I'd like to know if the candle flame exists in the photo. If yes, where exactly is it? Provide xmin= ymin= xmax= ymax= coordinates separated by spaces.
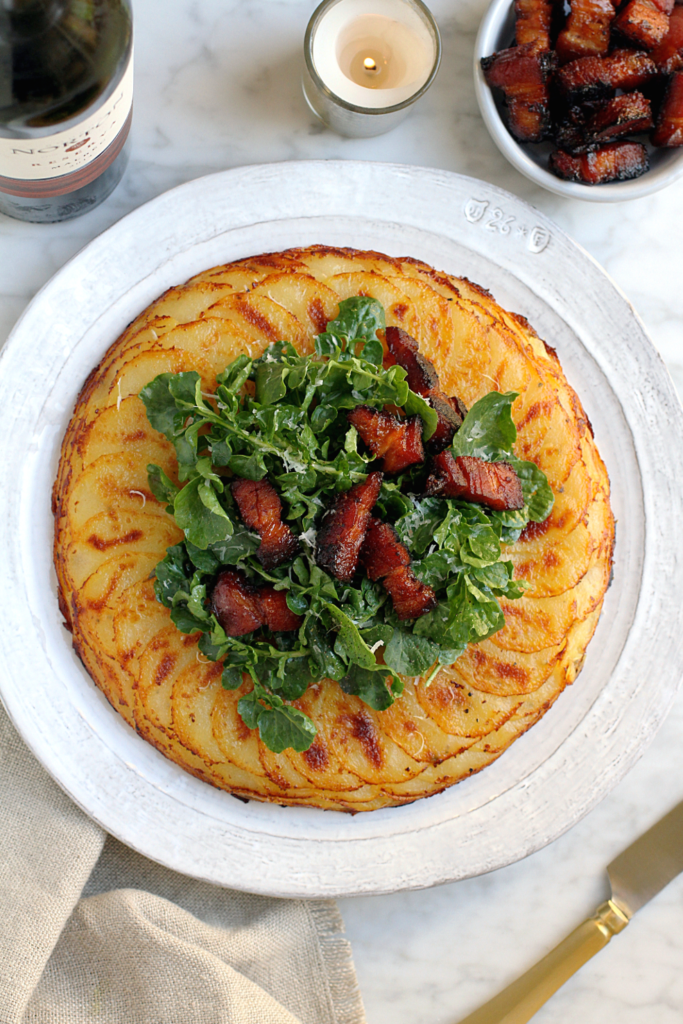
xmin=363 ymin=56 xmax=378 ymax=72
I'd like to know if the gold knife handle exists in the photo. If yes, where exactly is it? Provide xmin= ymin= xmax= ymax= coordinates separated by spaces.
xmin=456 ymin=900 xmax=630 ymax=1024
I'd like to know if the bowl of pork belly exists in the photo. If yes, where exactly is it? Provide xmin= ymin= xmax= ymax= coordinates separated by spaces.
xmin=475 ymin=0 xmax=683 ymax=199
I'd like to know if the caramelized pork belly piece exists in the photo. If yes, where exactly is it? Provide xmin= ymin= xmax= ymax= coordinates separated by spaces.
xmin=361 ymin=518 xmax=437 ymax=621
xmin=212 ymin=569 xmax=303 ymax=637
xmin=212 ymin=569 xmax=263 ymax=636
xmin=361 ymin=518 xmax=411 ymax=579
xmin=556 ymin=0 xmax=615 ymax=63
xmin=651 ymin=5 xmax=683 ymax=72
xmin=562 ymin=92 xmax=654 ymax=146
xmin=425 ymin=452 xmax=524 ymax=511
xmin=347 ymin=406 xmax=424 ymax=474
xmin=556 ymin=50 xmax=657 ymax=102
xmin=384 ymin=325 xmax=438 ymax=394
xmin=555 ymin=106 xmax=593 ymax=151
xmin=428 ymin=394 xmax=466 ymax=452
xmin=614 ymin=0 xmax=671 ymax=49
xmin=230 ymin=476 xmax=299 ymax=569
xmin=550 ymin=140 xmax=649 ymax=181
xmin=652 ymin=71 xmax=683 ymax=144
xmin=257 ymin=587 xmax=303 ymax=632
xmin=315 ymin=471 xmax=383 ymax=582
xmin=587 ymin=91 xmax=653 ymax=141
xmin=384 ymin=565 xmax=438 ymax=621
xmin=385 ymin=326 xmax=466 ymax=452
xmin=515 ymin=0 xmax=553 ymax=49
xmin=481 ymin=44 xmax=557 ymax=141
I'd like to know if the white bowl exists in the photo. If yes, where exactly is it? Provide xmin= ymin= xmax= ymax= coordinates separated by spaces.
xmin=474 ymin=0 xmax=683 ymax=201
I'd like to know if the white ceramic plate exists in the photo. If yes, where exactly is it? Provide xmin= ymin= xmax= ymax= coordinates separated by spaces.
xmin=1 ymin=161 xmax=682 ymax=898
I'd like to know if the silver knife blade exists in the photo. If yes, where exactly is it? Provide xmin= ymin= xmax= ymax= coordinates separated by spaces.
xmin=608 ymin=799 xmax=683 ymax=918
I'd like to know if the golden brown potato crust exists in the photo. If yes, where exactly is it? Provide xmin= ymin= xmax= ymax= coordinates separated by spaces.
xmin=53 ymin=245 xmax=614 ymax=812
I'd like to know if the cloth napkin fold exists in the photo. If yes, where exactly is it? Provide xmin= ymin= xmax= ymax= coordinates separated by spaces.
xmin=0 ymin=702 xmax=366 ymax=1024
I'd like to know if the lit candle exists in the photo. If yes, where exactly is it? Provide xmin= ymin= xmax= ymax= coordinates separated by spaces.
xmin=303 ymin=0 xmax=441 ymax=138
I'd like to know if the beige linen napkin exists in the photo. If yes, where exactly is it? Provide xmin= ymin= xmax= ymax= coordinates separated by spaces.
xmin=0 ymin=702 xmax=366 ymax=1024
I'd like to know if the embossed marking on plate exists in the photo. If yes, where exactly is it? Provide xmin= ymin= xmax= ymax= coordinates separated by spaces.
xmin=463 ymin=198 xmax=551 ymax=254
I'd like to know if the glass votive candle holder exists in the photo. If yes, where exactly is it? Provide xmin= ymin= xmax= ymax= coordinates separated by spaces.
xmin=303 ymin=0 xmax=442 ymax=138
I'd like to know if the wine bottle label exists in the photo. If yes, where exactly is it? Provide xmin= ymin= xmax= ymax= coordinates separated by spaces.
xmin=0 ymin=53 xmax=133 ymax=182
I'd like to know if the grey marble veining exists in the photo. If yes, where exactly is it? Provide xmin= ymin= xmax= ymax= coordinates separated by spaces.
xmin=2 ymin=1 xmax=683 ymax=1022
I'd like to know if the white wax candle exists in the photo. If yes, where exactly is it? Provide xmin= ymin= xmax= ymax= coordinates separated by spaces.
xmin=311 ymin=0 xmax=437 ymax=110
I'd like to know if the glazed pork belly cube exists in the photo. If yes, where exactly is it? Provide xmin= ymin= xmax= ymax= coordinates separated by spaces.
xmin=384 ymin=326 xmax=466 ymax=453
xmin=515 ymin=0 xmax=554 ymax=50
xmin=614 ymin=0 xmax=671 ymax=49
xmin=384 ymin=325 xmax=438 ymax=394
xmin=425 ymin=452 xmax=524 ymax=511
xmin=651 ymin=5 xmax=683 ymax=72
xmin=212 ymin=569 xmax=263 ymax=637
xmin=584 ymin=91 xmax=654 ymax=142
xmin=652 ymin=71 xmax=683 ymax=144
xmin=556 ymin=50 xmax=657 ymax=102
xmin=555 ymin=106 xmax=592 ymax=151
xmin=556 ymin=0 xmax=616 ymax=62
xmin=383 ymin=565 xmax=438 ymax=621
xmin=481 ymin=43 xmax=557 ymax=141
xmin=361 ymin=518 xmax=437 ymax=621
xmin=211 ymin=570 xmax=303 ymax=637
xmin=257 ymin=588 xmax=303 ymax=632
xmin=230 ymin=476 xmax=299 ymax=569
xmin=347 ymin=405 xmax=424 ymax=474
xmin=427 ymin=394 xmax=467 ymax=452
xmin=550 ymin=140 xmax=650 ymax=181
xmin=315 ymin=471 xmax=383 ymax=582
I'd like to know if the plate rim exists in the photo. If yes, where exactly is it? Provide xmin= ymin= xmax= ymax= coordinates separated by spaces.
xmin=1 ymin=159 xmax=682 ymax=897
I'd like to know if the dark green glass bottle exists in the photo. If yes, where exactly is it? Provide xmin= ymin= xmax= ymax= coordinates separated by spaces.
xmin=0 ymin=0 xmax=132 ymax=222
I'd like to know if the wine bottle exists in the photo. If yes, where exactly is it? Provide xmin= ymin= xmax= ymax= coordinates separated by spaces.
xmin=0 ymin=0 xmax=132 ymax=223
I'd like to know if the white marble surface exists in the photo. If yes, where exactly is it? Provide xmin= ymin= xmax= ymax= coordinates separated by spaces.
xmin=1 ymin=1 xmax=683 ymax=1021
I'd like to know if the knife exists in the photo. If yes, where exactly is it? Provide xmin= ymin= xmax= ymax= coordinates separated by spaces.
xmin=457 ymin=799 xmax=683 ymax=1024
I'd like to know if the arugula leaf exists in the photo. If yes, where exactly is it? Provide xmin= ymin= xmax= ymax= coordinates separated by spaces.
xmin=173 ymin=478 xmax=234 ymax=549
xmin=383 ymin=629 xmax=442 ymax=677
xmin=339 ymin=665 xmax=403 ymax=711
xmin=237 ymin=691 xmax=263 ymax=729
xmin=317 ymin=296 xmax=385 ymax=363
xmin=185 ymin=540 xmax=220 ymax=573
xmin=216 ymin=353 xmax=252 ymax=393
xmin=209 ymin=528 xmax=260 ymax=565
xmin=255 ymin=361 xmax=288 ymax=405
xmin=171 ymin=604 xmax=209 ymax=634
xmin=153 ymin=544 xmax=193 ymax=606
xmin=256 ymin=704 xmax=317 ymax=753
xmin=305 ymin=619 xmax=346 ymax=681
xmin=227 ymin=453 xmax=268 ymax=481
xmin=509 ymin=456 xmax=555 ymax=522
xmin=325 ymin=602 xmax=377 ymax=670
xmin=222 ymin=662 xmax=246 ymax=689
xmin=139 ymin=371 xmax=201 ymax=440
xmin=403 ymin=388 xmax=439 ymax=441
xmin=147 ymin=463 xmax=179 ymax=506
xmin=267 ymin=655 xmax=314 ymax=701
xmin=451 ymin=391 xmax=518 ymax=460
